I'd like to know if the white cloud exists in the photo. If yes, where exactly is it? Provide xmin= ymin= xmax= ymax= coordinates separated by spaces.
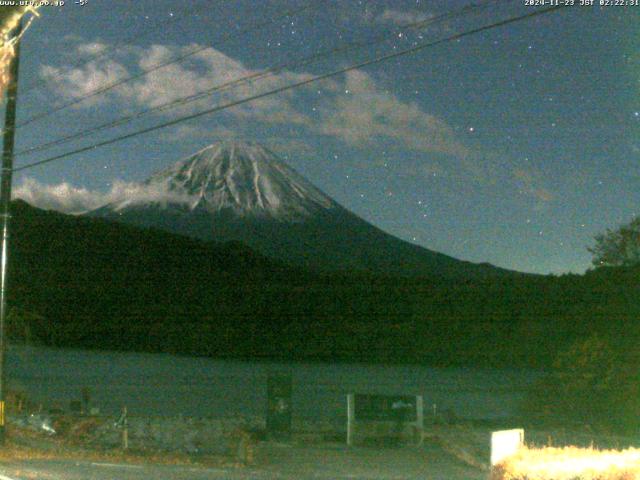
xmin=41 ymin=41 xmax=469 ymax=161
xmin=13 ymin=177 xmax=196 ymax=214
xmin=376 ymin=8 xmax=432 ymax=26
xmin=76 ymin=41 xmax=109 ymax=56
xmin=41 ymin=42 xmax=316 ymax=125
xmin=106 ymin=180 xmax=197 ymax=211
xmin=317 ymin=70 xmax=469 ymax=159
xmin=14 ymin=178 xmax=107 ymax=214
xmin=40 ymin=57 xmax=129 ymax=107
xmin=35 ymin=40 xmax=554 ymax=203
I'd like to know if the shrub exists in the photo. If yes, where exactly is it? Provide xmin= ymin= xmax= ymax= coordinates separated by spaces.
xmin=523 ymin=335 xmax=640 ymax=434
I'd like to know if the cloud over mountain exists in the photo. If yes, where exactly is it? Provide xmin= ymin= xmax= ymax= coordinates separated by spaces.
xmin=13 ymin=177 xmax=195 ymax=215
xmin=39 ymin=40 xmax=467 ymax=159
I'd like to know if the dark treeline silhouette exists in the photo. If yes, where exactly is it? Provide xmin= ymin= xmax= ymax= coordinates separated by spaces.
xmin=8 ymin=200 xmax=640 ymax=368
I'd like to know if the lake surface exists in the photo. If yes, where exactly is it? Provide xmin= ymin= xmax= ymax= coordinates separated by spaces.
xmin=6 ymin=345 xmax=540 ymax=424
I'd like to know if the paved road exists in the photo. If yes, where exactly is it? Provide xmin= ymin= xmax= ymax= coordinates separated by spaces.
xmin=0 ymin=444 xmax=487 ymax=480
xmin=0 ymin=461 xmax=276 ymax=480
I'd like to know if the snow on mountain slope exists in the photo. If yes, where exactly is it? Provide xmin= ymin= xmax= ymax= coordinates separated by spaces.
xmin=107 ymin=142 xmax=336 ymax=220
xmin=93 ymin=140 xmax=511 ymax=277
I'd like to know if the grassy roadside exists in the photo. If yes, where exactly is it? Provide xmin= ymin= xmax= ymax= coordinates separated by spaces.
xmin=0 ymin=424 xmax=243 ymax=468
xmin=423 ymin=422 xmax=640 ymax=476
xmin=491 ymin=446 xmax=640 ymax=480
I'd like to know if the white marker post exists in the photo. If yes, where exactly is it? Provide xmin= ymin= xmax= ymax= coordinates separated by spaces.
xmin=346 ymin=394 xmax=355 ymax=446
xmin=491 ymin=429 xmax=524 ymax=466
xmin=415 ymin=396 xmax=424 ymax=445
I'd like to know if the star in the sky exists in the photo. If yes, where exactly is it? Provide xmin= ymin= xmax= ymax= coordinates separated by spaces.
xmin=18 ymin=0 xmax=630 ymax=275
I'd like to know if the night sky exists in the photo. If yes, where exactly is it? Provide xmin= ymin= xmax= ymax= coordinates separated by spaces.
xmin=5 ymin=0 xmax=639 ymax=274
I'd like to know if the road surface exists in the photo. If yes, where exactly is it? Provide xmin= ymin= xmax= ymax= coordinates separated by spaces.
xmin=0 ymin=443 xmax=487 ymax=479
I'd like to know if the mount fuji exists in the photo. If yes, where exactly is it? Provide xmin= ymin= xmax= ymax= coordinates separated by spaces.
xmin=91 ymin=141 xmax=506 ymax=277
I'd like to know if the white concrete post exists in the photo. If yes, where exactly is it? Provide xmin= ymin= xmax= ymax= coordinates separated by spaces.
xmin=491 ymin=429 xmax=524 ymax=466
xmin=346 ymin=393 xmax=355 ymax=446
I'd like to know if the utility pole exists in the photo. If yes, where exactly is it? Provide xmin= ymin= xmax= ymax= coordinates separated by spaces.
xmin=0 ymin=19 xmax=23 ymax=444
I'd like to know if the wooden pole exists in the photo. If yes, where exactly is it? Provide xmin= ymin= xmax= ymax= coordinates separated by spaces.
xmin=0 ymin=18 xmax=23 ymax=445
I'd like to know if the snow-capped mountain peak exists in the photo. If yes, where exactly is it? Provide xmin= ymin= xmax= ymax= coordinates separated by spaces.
xmin=92 ymin=139 xmax=508 ymax=277
xmin=112 ymin=141 xmax=336 ymax=220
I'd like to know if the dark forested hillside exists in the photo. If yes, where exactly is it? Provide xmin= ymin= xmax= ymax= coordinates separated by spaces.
xmin=7 ymin=200 xmax=640 ymax=368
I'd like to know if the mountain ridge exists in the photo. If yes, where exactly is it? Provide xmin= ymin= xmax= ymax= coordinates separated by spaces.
xmin=91 ymin=140 xmax=516 ymax=278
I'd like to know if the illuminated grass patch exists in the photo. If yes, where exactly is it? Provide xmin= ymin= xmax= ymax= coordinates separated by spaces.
xmin=492 ymin=446 xmax=640 ymax=480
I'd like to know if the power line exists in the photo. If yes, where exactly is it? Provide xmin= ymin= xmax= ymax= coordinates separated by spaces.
xmin=14 ymin=4 xmax=566 ymax=172
xmin=18 ymin=0 xmax=214 ymax=97
xmin=14 ymin=5 xmax=569 ymax=174
xmin=8 ymin=0 xmax=325 ymax=132
xmin=15 ymin=0 xmax=503 ymax=158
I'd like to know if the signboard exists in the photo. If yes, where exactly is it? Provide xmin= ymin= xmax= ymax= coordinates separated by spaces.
xmin=346 ymin=394 xmax=424 ymax=446
xmin=354 ymin=394 xmax=418 ymax=422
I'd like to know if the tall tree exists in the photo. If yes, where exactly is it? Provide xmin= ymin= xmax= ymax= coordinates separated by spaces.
xmin=589 ymin=217 xmax=640 ymax=267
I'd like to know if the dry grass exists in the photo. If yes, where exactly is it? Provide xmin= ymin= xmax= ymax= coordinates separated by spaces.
xmin=0 ymin=424 xmax=237 ymax=468
xmin=492 ymin=446 xmax=640 ymax=480
xmin=423 ymin=423 xmax=494 ymax=471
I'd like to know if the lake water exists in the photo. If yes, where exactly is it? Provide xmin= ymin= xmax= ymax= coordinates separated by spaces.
xmin=6 ymin=345 xmax=540 ymax=425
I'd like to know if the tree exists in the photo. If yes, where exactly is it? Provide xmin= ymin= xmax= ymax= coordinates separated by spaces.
xmin=523 ymin=334 xmax=640 ymax=433
xmin=589 ymin=217 xmax=640 ymax=268
xmin=6 ymin=307 xmax=43 ymax=345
